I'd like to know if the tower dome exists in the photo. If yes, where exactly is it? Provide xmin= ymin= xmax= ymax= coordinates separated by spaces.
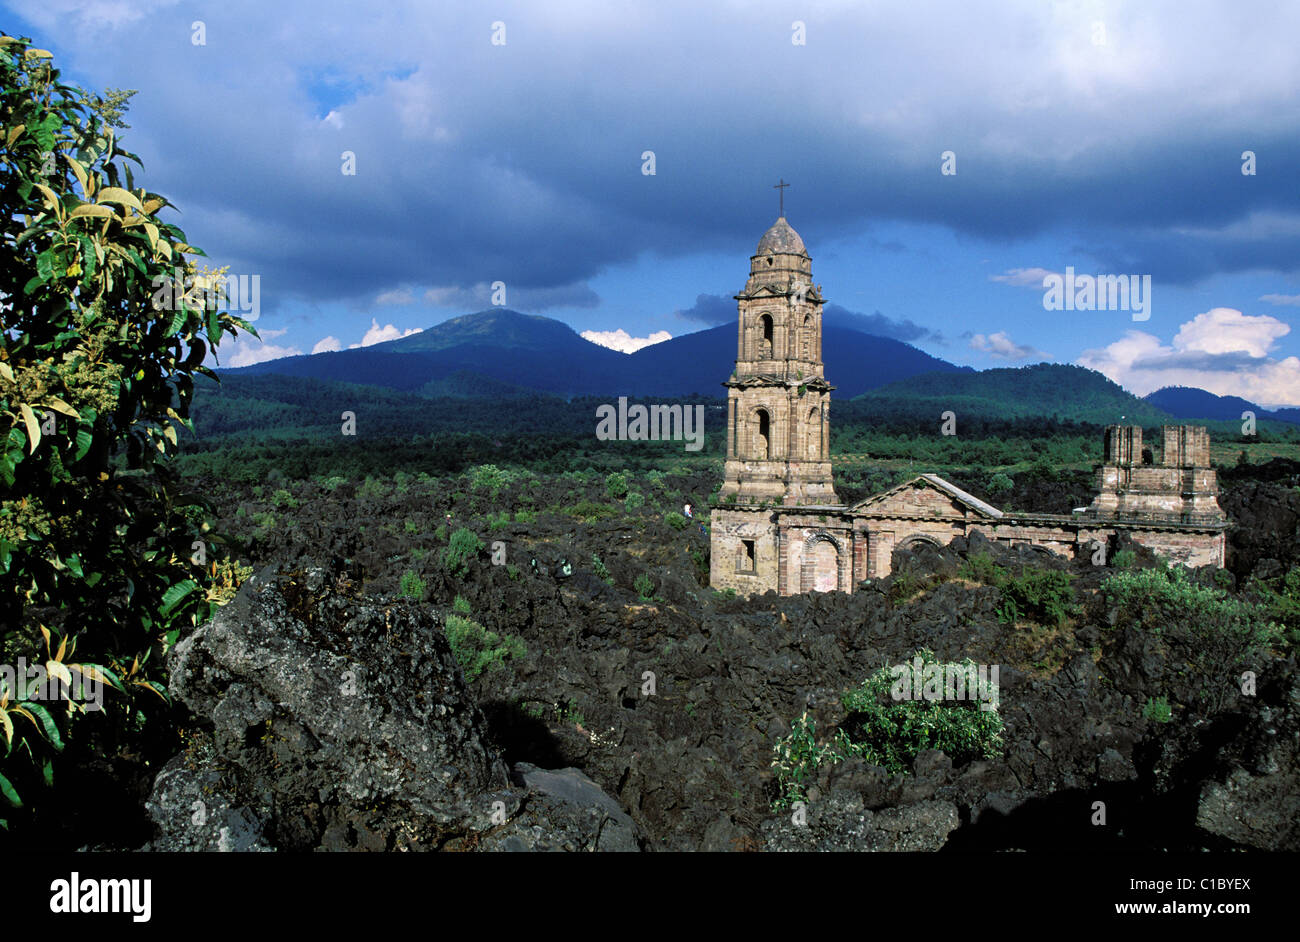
xmin=755 ymin=216 xmax=807 ymax=256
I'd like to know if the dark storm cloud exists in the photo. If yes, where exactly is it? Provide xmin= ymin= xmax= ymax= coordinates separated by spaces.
xmin=19 ymin=0 xmax=1300 ymax=305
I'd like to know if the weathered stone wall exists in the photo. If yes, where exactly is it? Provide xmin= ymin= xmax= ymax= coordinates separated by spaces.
xmin=709 ymin=507 xmax=780 ymax=594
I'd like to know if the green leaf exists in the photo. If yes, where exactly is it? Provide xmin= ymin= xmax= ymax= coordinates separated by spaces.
xmin=159 ymin=578 xmax=199 ymax=617
xmin=18 ymin=702 xmax=63 ymax=751
xmin=0 ymin=771 xmax=21 ymax=808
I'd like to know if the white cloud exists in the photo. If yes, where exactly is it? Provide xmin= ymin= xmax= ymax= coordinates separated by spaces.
xmin=990 ymin=267 xmax=1060 ymax=288
xmin=581 ymin=328 xmax=672 ymax=354
xmin=968 ymin=330 xmax=1051 ymax=361
xmin=347 ymin=318 xmax=423 ymax=348
xmin=376 ymin=287 xmax=416 ymax=306
xmin=1259 ymin=293 xmax=1300 ymax=307
xmin=312 ymin=335 xmax=342 ymax=354
xmin=224 ymin=328 xmax=303 ymax=367
xmin=1078 ymin=307 xmax=1300 ymax=406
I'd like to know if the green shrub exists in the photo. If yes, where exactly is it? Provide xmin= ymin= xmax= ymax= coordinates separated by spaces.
xmin=251 ymin=511 xmax=276 ymax=539
xmin=624 ymin=491 xmax=645 ymax=510
xmin=469 ymin=464 xmax=512 ymax=498
xmin=998 ymin=569 xmax=1076 ymax=626
xmin=399 ymin=571 xmax=426 ymax=600
xmin=837 ymin=650 xmax=1003 ymax=772
xmin=634 ymin=573 xmax=654 ymax=600
xmin=357 ymin=476 xmax=387 ymax=500
xmin=1111 ymin=548 xmax=1137 ymax=569
xmin=1254 ymin=567 xmax=1300 ymax=647
xmin=605 ymin=471 xmax=629 ymax=499
xmin=959 ymin=552 xmax=1008 ymax=586
xmin=486 ymin=510 xmax=511 ymax=532
xmin=592 ymin=554 xmax=613 ymax=585
xmin=444 ymin=615 xmax=526 ymax=681
xmin=987 ymin=472 xmax=1014 ymax=497
xmin=272 ymin=488 xmax=299 ymax=510
xmin=959 ymin=554 xmax=1075 ymax=626
xmin=1102 ymin=566 xmax=1283 ymax=713
xmin=0 ymin=40 xmax=255 ymax=826
xmin=665 ymin=511 xmax=689 ymax=531
xmin=1143 ymin=696 xmax=1173 ymax=723
xmin=514 ymin=510 xmax=537 ymax=524
xmin=452 ymin=594 xmax=471 ymax=615
xmin=403 ymin=518 xmax=418 ymax=534
xmin=442 ymin=527 xmax=485 ymax=578
xmin=565 ymin=499 xmax=617 ymax=522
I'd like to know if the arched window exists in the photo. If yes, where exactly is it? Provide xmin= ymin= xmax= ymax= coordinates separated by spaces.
xmin=807 ymin=405 xmax=821 ymax=459
xmin=759 ymin=314 xmax=774 ymax=359
xmin=802 ymin=314 xmax=812 ymax=359
xmin=754 ymin=408 xmax=771 ymax=459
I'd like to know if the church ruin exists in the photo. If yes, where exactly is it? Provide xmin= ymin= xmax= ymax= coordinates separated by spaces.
xmin=709 ymin=215 xmax=1230 ymax=596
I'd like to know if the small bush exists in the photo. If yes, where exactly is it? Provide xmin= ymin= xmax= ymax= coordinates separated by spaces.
xmin=605 ymin=472 xmax=630 ymax=499
xmin=592 ymin=554 xmax=614 ymax=585
xmin=1111 ymin=549 xmax=1137 ymax=569
xmin=404 ymin=518 xmax=419 ymax=534
xmin=399 ymin=571 xmax=426 ymax=600
xmin=443 ymin=615 xmax=526 ymax=681
xmin=634 ymin=573 xmax=654 ymax=600
xmin=468 ymin=464 xmax=513 ymax=498
xmin=565 ymin=499 xmax=617 ymax=522
xmin=998 ymin=569 xmax=1076 ymax=627
xmin=272 ymin=488 xmax=299 ymax=510
xmin=251 ymin=511 xmax=276 ymax=539
xmin=1102 ymin=566 xmax=1283 ymax=714
xmin=625 ymin=491 xmax=645 ymax=510
xmin=487 ymin=510 xmax=511 ymax=532
xmin=452 ymin=594 xmax=471 ymax=615
xmin=987 ymin=472 xmax=1014 ymax=497
xmin=442 ymin=527 xmax=485 ymax=578
xmin=665 ymin=512 xmax=689 ymax=531
xmin=357 ymin=476 xmax=387 ymax=500
xmin=1143 ymin=696 xmax=1173 ymax=723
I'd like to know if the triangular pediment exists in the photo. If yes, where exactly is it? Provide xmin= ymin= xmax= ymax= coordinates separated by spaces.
xmin=850 ymin=473 xmax=1004 ymax=519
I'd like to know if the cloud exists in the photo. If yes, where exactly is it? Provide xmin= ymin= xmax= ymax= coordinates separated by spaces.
xmin=312 ymin=335 xmax=342 ymax=354
xmin=581 ymin=328 xmax=672 ymax=353
xmin=673 ymin=294 xmax=938 ymax=344
xmin=376 ymin=287 xmax=416 ymax=306
xmin=673 ymin=294 xmax=735 ymax=326
xmin=1259 ymin=293 xmax=1300 ymax=307
xmin=223 ymin=328 xmax=303 ymax=367
xmin=990 ymin=267 xmax=1059 ymax=287
xmin=347 ymin=319 xmax=423 ymax=348
xmin=968 ymin=331 xmax=1052 ymax=361
xmin=423 ymin=282 xmax=599 ymax=311
xmin=822 ymin=305 xmax=936 ymax=343
xmin=1078 ymin=307 xmax=1300 ymax=406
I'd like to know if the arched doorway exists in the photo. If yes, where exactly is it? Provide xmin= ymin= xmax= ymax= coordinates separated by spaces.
xmin=800 ymin=533 xmax=842 ymax=593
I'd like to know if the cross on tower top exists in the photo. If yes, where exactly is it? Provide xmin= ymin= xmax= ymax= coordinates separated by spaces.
xmin=773 ymin=178 xmax=789 ymax=217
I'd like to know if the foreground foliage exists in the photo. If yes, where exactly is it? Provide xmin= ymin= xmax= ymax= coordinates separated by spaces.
xmin=771 ymin=649 xmax=1004 ymax=809
xmin=0 ymin=36 xmax=250 ymax=827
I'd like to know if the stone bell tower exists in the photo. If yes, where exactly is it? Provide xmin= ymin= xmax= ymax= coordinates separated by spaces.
xmin=716 ymin=214 xmax=839 ymax=506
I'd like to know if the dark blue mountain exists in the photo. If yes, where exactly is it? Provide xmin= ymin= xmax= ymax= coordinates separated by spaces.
xmin=225 ymin=309 xmax=965 ymax=399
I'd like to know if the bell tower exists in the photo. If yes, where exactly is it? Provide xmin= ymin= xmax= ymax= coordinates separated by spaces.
xmin=717 ymin=213 xmax=839 ymax=506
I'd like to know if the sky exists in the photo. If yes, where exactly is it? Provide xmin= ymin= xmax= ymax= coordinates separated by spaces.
xmin=6 ymin=0 xmax=1300 ymax=406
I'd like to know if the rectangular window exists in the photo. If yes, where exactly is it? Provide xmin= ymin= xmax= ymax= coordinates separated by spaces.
xmin=737 ymin=539 xmax=756 ymax=573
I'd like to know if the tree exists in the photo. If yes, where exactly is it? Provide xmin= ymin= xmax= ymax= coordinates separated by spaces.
xmin=0 ymin=35 xmax=254 ymax=826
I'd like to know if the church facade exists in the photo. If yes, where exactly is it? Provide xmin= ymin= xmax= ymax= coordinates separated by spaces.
xmin=709 ymin=216 xmax=1230 ymax=596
